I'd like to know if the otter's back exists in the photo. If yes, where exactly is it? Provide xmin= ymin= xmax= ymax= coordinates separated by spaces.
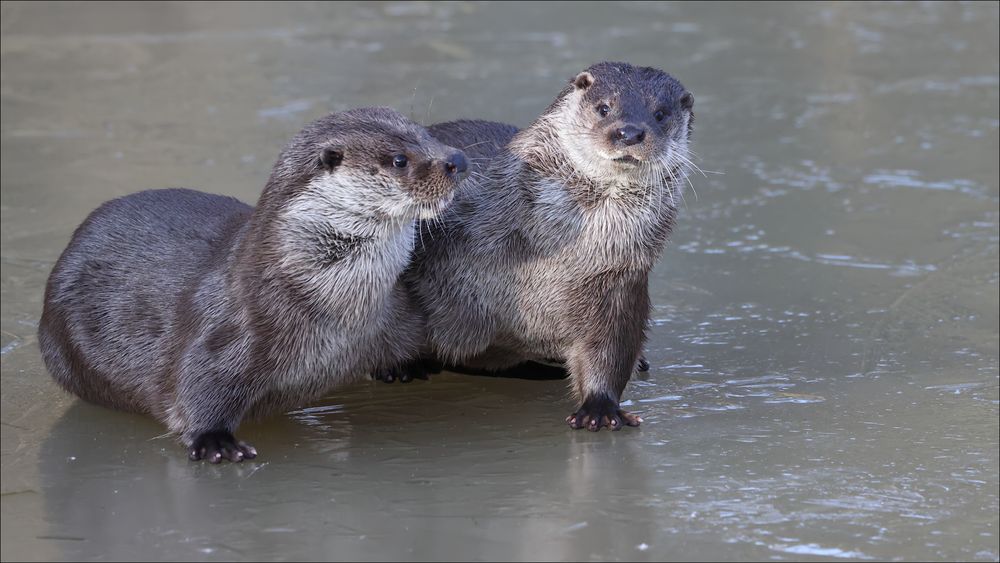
xmin=425 ymin=119 xmax=524 ymax=232
xmin=429 ymin=120 xmax=518 ymax=166
xmin=39 ymin=188 xmax=252 ymax=412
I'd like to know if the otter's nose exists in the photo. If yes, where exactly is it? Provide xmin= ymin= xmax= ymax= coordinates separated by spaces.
xmin=444 ymin=152 xmax=468 ymax=177
xmin=614 ymin=125 xmax=646 ymax=146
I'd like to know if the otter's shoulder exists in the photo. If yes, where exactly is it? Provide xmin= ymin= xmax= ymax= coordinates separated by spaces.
xmin=429 ymin=120 xmax=519 ymax=162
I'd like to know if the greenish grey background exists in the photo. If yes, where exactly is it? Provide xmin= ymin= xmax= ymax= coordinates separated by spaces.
xmin=1 ymin=1 xmax=997 ymax=561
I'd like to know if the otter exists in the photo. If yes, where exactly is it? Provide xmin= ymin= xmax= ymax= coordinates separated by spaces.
xmin=38 ymin=107 xmax=468 ymax=462
xmin=398 ymin=62 xmax=694 ymax=430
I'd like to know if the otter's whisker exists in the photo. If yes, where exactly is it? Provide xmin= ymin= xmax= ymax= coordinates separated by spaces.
xmin=461 ymin=140 xmax=494 ymax=151
xmin=424 ymin=94 xmax=435 ymax=123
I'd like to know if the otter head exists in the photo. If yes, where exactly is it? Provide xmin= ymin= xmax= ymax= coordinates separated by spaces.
xmin=271 ymin=107 xmax=468 ymax=229
xmin=552 ymin=62 xmax=693 ymax=184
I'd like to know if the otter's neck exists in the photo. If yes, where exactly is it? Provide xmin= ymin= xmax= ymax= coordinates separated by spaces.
xmin=237 ymin=185 xmax=416 ymax=322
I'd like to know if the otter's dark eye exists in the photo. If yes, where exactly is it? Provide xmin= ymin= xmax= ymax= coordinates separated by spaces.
xmin=597 ymin=104 xmax=611 ymax=117
xmin=654 ymin=109 xmax=669 ymax=122
xmin=392 ymin=154 xmax=408 ymax=168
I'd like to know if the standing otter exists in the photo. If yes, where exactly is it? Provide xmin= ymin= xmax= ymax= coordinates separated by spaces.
xmin=38 ymin=107 xmax=468 ymax=462
xmin=402 ymin=62 xmax=694 ymax=430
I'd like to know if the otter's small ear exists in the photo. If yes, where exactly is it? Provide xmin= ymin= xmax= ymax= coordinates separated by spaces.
xmin=572 ymin=71 xmax=594 ymax=90
xmin=319 ymin=146 xmax=344 ymax=171
xmin=680 ymin=91 xmax=694 ymax=110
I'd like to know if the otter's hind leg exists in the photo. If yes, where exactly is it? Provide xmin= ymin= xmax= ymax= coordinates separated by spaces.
xmin=373 ymin=357 xmax=440 ymax=383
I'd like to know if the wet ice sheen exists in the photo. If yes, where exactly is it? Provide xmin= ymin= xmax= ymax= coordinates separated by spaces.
xmin=1 ymin=2 xmax=998 ymax=562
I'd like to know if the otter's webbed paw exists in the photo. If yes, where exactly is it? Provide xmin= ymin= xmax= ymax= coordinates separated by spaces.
xmin=372 ymin=360 xmax=440 ymax=384
xmin=188 ymin=431 xmax=257 ymax=463
xmin=566 ymin=395 xmax=642 ymax=432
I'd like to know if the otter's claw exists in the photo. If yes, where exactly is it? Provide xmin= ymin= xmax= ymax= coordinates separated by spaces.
xmin=188 ymin=431 xmax=257 ymax=463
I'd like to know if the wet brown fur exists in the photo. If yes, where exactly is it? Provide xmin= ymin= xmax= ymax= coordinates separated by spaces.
xmin=405 ymin=62 xmax=695 ymax=429
xmin=39 ymin=107 xmax=467 ymax=459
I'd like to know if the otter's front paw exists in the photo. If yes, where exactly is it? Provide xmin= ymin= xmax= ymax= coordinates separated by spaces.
xmin=566 ymin=395 xmax=642 ymax=431
xmin=188 ymin=431 xmax=257 ymax=463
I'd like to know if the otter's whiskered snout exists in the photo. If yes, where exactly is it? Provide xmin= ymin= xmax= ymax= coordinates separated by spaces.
xmin=403 ymin=148 xmax=468 ymax=210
